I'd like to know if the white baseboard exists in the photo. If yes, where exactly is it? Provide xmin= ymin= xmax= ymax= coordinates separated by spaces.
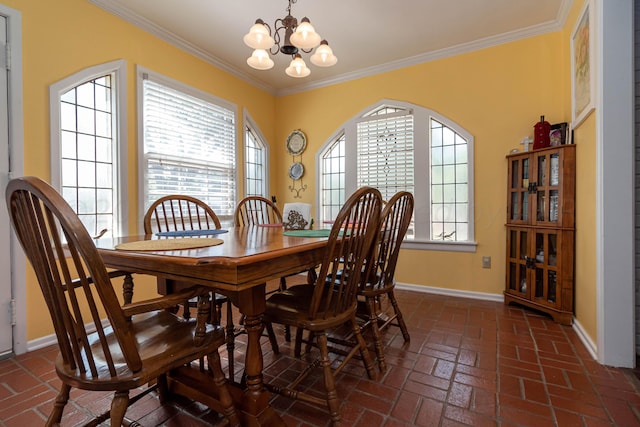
xmin=27 ymin=319 xmax=107 ymax=353
xmin=394 ymin=281 xmax=504 ymax=302
xmin=571 ymin=317 xmax=598 ymax=361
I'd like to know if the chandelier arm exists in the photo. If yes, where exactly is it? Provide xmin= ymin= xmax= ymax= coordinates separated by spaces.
xmin=270 ymin=18 xmax=286 ymax=55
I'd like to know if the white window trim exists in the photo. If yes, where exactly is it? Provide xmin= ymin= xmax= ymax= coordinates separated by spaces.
xmin=49 ymin=59 xmax=128 ymax=236
xmin=135 ymin=65 xmax=239 ymax=231
xmin=243 ymin=109 xmax=270 ymax=198
xmin=316 ymin=99 xmax=477 ymax=252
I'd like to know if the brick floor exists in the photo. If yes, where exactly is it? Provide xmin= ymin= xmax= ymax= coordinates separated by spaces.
xmin=1 ymin=276 xmax=639 ymax=426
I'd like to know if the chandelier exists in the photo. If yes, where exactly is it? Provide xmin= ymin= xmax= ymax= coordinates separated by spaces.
xmin=243 ymin=0 xmax=337 ymax=78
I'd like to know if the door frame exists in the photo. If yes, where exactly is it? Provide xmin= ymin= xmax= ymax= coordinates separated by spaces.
xmin=1 ymin=4 xmax=25 ymax=355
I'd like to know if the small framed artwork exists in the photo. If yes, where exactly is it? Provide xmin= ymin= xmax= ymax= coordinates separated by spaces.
xmin=571 ymin=0 xmax=595 ymax=127
xmin=549 ymin=122 xmax=568 ymax=146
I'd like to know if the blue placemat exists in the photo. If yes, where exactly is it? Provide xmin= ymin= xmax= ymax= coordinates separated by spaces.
xmin=156 ymin=229 xmax=228 ymax=237
xmin=283 ymin=229 xmax=331 ymax=237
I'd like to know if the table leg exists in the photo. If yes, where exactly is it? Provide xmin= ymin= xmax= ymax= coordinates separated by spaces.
xmin=234 ymin=284 xmax=286 ymax=426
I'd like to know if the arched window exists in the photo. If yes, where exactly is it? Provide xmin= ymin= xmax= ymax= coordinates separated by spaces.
xmin=317 ymin=100 xmax=475 ymax=251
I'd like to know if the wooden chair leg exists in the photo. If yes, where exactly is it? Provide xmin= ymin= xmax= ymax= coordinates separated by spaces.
xmin=225 ymin=300 xmax=236 ymax=380
xmin=46 ymin=383 xmax=70 ymax=426
xmin=366 ymin=296 xmax=387 ymax=373
xmin=304 ymin=330 xmax=316 ymax=355
xmin=388 ymin=291 xmax=410 ymax=342
xmin=351 ymin=317 xmax=377 ymax=380
xmin=208 ymin=351 xmax=241 ymax=427
xmin=316 ymin=333 xmax=341 ymax=427
xmin=264 ymin=320 xmax=280 ymax=354
xmin=294 ymin=327 xmax=304 ymax=358
xmin=157 ymin=374 xmax=169 ymax=404
xmin=278 ymin=277 xmax=292 ymax=342
xmin=110 ymin=390 xmax=130 ymax=426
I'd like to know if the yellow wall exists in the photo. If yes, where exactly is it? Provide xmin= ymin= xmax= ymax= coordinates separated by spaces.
xmin=563 ymin=0 xmax=598 ymax=343
xmin=573 ymin=114 xmax=597 ymax=340
xmin=7 ymin=0 xmax=598 ymax=345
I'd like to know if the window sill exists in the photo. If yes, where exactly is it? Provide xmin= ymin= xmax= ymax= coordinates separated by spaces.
xmin=401 ymin=239 xmax=478 ymax=252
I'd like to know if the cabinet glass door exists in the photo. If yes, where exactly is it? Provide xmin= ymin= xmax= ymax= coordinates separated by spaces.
xmin=533 ymin=229 xmax=559 ymax=307
xmin=532 ymin=150 xmax=562 ymax=226
xmin=506 ymin=227 xmax=529 ymax=297
xmin=507 ymin=156 xmax=529 ymax=224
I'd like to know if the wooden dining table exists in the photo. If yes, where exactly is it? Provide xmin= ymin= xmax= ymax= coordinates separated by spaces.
xmin=94 ymin=225 xmax=329 ymax=426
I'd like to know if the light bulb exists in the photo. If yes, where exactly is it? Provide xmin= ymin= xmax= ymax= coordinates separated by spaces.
xmin=310 ymin=40 xmax=337 ymax=67
xmin=247 ymin=49 xmax=274 ymax=70
xmin=285 ymin=54 xmax=310 ymax=78
xmin=243 ymin=20 xmax=274 ymax=50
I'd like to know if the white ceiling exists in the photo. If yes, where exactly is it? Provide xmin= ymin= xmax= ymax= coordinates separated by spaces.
xmin=89 ymin=0 xmax=570 ymax=96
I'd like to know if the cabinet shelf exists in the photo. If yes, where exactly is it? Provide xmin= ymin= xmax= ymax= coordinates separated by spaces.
xmin=504 ymin=145 xmax=575 ymax=325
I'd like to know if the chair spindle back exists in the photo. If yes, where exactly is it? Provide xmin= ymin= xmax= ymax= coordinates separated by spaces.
xmin=144 ymin=195 xmax=221 ymax=233
xmin=6 ymin=177 xmax=142 ymax=378
xmin=234 ymin=196 xmax=282 ymax=226
xmin=310 ymin=186 xmax=382 ymax=320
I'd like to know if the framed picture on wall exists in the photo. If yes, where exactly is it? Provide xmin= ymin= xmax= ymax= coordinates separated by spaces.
xmin=571 ymin=0 xmax=595 ymax=128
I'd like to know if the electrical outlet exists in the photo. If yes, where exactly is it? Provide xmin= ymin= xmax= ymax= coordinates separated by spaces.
xmin=482 ymin=256 xmax=491 ymax=269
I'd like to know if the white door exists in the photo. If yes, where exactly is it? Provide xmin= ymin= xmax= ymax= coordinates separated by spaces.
xmin=0 ymin=14 xmax=12 ymax=356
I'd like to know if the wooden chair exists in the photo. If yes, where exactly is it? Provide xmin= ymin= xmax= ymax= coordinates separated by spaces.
xmin=234 ymin=195 xmax=282 ymax=227
xmin=262 ymin=186 xmax=382 ymax=426
xmin=144 ymin=194 xmax=222 ymax=232
xmin=143 ymin=195 xmax=238 ymax=378
xmin=357 ymin=191 xmax=414 ymax=373
xmin=5 ymin=176 xmax=239 ymax=426
xmin=234 ymin=196 xmax=314 ymax=344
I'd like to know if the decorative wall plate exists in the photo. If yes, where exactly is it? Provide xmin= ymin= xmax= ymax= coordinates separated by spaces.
xmin=286 ymin=130 xmax=307 ymax=155
xmin=288 ymin=162 xmax=304 ymax=180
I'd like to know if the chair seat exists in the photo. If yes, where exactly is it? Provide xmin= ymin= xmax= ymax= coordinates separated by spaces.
xmin=56 ymin=311 xmax=226 ymax=391
xmin=265 ymin=284 xmax=356 ymax=331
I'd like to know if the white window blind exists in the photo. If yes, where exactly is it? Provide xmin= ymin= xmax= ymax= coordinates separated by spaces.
xmin=356 ymin=112 xmax=415 ymax=201
xmin=142 ymin=78 xmax=236 ymax=221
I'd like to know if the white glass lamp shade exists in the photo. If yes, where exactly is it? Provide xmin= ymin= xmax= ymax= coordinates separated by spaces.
xmin=310 ymin=40 xmax=337 ymax=67
xmin=243 ymin=20 xmax=274 ymax=50
xmin=247 ymin=49 xmax=274 ymax=70
xmin=285 ymin=54 xmax=311 ymax=78
xmin=290 ymin=18 xmax=321 ymax=50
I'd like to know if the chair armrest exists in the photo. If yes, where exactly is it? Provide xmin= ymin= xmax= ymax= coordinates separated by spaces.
xmin=122 ymin=286 xmax=209 ymax=317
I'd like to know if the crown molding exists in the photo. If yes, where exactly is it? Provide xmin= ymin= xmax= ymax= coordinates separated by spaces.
xmin=88 ymin=0 xmax=277 ymax=95
xmin=88 ymin=0 xmax=570 ymax=98
xmin=277 ymin=18 xmax=565 ymax=96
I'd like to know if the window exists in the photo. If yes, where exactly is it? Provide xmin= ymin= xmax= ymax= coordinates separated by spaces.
xmin=430 ymin=119 xmax=469 ymax=242
xmin=50 ymin=60 xmax=127 ymax=238
xmin=320 ymin=133 xmax=345 ymax=223
xmin=243 ymin=113 xmax=269 ymax=197
xmin=317 ymin=100 xmax=475 ymax=251
xmin=138 ymin=67 xmax=237 ymax=227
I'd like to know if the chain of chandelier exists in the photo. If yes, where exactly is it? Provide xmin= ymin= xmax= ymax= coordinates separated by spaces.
xmin=243 ymin=0 xmax=337 ymax=78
